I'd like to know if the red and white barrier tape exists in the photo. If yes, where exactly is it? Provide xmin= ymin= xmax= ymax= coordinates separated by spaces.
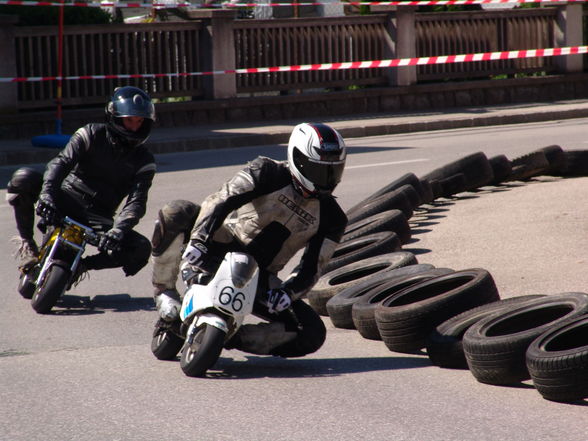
xmin=0 ymin=0 xmax=585 ymax=8
xmin=0 ymin=45 xmax=586 ymax=83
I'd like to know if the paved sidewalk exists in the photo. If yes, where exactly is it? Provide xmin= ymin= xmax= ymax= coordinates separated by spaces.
xmin=2 ymin=98 xmax=588 ymax=167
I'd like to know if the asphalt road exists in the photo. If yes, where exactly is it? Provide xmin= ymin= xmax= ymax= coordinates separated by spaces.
xmin=1 ymin=118 xmax=588 ymax=441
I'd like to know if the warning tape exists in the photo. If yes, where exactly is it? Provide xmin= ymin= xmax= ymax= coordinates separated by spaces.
xmin=0 ymin=45 xmax=585 ymax=83
xmin=0 ymin=0 xmax=585 ymax=8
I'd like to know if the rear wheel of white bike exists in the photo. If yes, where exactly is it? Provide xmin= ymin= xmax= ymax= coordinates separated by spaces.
xmin=180 ymin=324 xmax=226 ymax=377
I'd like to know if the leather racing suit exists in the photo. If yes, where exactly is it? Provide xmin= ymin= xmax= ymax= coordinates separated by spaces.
xmin=151 ymin=156 xmax=348 ymax=356
xmin=9 ymin=123 xmax=155 ymax=276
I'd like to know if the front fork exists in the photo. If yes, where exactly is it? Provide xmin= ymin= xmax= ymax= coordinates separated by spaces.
xmin=184 ymin=312 xmax=232 ymax=347
xmin=36 ymin=234 xmax=86 ymax=286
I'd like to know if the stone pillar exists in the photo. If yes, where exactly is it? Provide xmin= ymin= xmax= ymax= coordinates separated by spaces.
xmin=317 ymin=0 xmax=345 ymax=17
xmin=376 ymin=6 xmax=417 ymax=86
xmin=0 ymin=15 xmax=18 ymax=113
xmin=253 ymin=0 xmax=273 ymax=20
xmin=554 ymin=4 xmax=583 ymax=73
xmin=187 ymin=9 xmax=237 ymax=99
xmin=393 ymin=6 xmax=417 ymax=86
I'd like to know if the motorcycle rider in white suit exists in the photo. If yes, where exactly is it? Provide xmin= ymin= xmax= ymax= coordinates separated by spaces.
xmin=151 ymin=122 xmax=348 ymax=357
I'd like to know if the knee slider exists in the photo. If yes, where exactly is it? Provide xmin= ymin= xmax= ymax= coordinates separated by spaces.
xmin=151 ymin=200 xmax=200 ymax=257
xmin=122 ymin=234 xmax=152 ymax=276
xmin=6 ymin=167 xmax=43 ymax=206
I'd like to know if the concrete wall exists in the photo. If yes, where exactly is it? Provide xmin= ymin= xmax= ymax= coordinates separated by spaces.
xmin=2 ymin=73 xmax=588 ymax=140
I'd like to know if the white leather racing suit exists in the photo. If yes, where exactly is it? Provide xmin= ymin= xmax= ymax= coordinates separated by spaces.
xmin=151 ymin=156 xmax=347 ymax=357
xmin=190 ymin=156 xmax=348 ymax=299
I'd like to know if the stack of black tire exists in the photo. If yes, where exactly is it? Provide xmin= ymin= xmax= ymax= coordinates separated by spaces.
xmin=305 ymin=144 xmax=588 ymax=404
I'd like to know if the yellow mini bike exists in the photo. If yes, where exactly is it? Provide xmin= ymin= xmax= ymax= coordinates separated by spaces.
xmin=18 ymin=216 xmax=100 ymax=314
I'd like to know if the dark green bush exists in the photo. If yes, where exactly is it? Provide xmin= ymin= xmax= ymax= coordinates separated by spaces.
xmin=0 ymin=4 xmax=112 ymax=26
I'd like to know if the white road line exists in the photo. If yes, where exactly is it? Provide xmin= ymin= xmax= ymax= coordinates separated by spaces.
xmin=347 ymin=158 xmax=430 ymax=170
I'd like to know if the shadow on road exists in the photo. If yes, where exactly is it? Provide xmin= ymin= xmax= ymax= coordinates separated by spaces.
xmin=51 ymin=293 xmax=155 ymax=315
xmin=204 ymin=354 xmax=431 ymax=379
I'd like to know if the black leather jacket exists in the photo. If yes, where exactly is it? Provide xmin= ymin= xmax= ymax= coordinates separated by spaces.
xmin=191 ymin=156 xmax=347 ymax=299
xmin=40 ymin=123 xmax=156 ymax=231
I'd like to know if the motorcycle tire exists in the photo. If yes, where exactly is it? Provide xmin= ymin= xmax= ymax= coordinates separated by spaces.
xmin=463 ymin=292 xmax=588 ymax=386
xmin=18 ymin=267 xmax=39 ymax=299
xmin=342 ymin=209 xmax=411 ymax=245
xmin=420 ymin=151 xmax=494 ymax=192
xmin=326 ymin=263 xmax=436 ymax=330
xmin=180 ymin=324 xmax=226 ymax=377
xmin=426 ymin=294 xmax=546 ymax=369
xmin=31 ymin=264 xmax=70 ymax=314
xmin=353 ymin=268 xmax=455 ymax=341
xmin=488 ymin=154 xmax=512 ymax=186
xmin=526 ymin=315 xmax=588 ymax=403
xmin=375 ymin=268 xmax=500 ymax=353
xmin=323 ymin=232 xmax=401 ymax=274
xmin=151 ymin=320 xmax=184 ymax=361
xmin=307 ymin=252 xmax=418 ymax=316
xmin=346 ymin=173 xmax=424 ymax=214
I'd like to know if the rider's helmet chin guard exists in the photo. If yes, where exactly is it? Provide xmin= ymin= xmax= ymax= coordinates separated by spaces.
xmin=287 ymin=122 xmax=347 ymax=198
xmin=105 ymin=86 xmax=156 ymax=149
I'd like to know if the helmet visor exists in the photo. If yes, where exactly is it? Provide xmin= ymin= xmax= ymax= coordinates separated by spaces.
xmin=293 ymin=148 xmax=345 ymax=191
xmin=112 ymin=94 xmax=155 ymax=120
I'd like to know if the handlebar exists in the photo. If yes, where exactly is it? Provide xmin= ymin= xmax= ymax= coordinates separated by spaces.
xmin=38 ymin=216 xmax=108 ymax=249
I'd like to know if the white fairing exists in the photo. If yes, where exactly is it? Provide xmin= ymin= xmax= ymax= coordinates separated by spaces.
xmin=180 ymin=252 xmax=259 ymax=332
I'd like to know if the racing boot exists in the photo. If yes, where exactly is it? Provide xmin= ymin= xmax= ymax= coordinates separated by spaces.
xmin=67 ymin=259 xmax=89 ymax=290
xmin=14 ymin=237 xmax=39 ymax=272
xmin=224 ymin=322 xmax=297 ymax=355
xmin=154 ymin=286 xmax=182 ymax=322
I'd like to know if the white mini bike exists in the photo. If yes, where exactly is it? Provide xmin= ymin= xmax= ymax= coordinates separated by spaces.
xmin=151 ymin=251 xmax=260 ymax=377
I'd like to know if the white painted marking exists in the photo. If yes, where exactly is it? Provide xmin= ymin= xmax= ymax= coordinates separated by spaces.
xmin=347 ymin=158 xmax=430 ymax=170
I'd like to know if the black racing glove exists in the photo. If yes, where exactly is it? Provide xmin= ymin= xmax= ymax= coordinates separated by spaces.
xmin=36 ymin=194 xmax=60 ymax=225
xmin=98 ymin=228 xmax=124 ymax=253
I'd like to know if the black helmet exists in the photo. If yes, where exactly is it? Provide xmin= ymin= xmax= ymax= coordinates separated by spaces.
xmin=105 ymin=86 xmax=155 ymax=149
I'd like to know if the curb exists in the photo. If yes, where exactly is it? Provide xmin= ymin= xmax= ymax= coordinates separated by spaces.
xmin=2 ymin=106 xmax=588 ymax=167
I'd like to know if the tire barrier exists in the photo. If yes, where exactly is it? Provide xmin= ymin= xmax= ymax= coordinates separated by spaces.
xmin=374 ymin=268 xmax=500 ymax=353
xmin=438 ymin=173 xmax=468 ymax=198
xmin=507 ymin=150 xmax=551 ymax=182
xmin=462 ymin=292 xmax=588 ymax=386
xmin=325 ymin=263 xmax=437 ymax=330
xmin=535 ymin=145 xmax=568 ymax=176
xmin=418 ymin=178 xmax=435 ymax=205
xmin=341 ymin=210 xmax=411 ymax=245
xmin=346 ymin=173 xmax=425 ymax=214
xmin=526 ymin=315 xmax=588 ymax=403
xmin=323 ymin=232 xmax=402 ymax=275
xmin=560 ymin=150 xmax=588 ymax=177
xmin=426 ymin=295 xmax=546 ymax=369
xmin=319 ymin=143 xmax=588 ymax=404
xmin=487 ymin=155 xmax=512 ymax=186
xmin=420 ymin=152 xmax=494 ymax=193
xmin=307 ymin=252 xmax=418 ymax=316
xmin=346 ymin=186 xmax=414 ymax=224
xmin=352 ymin=268 xmax=455 ymax=341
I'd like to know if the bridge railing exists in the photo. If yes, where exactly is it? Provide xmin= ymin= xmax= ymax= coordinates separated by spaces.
xmin=0 ymin=4 xmax=582 ymax=112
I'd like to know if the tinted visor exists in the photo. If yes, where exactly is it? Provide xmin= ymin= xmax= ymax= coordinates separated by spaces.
xmin=293 ymin=148 xmax=345 ymax=191
xmin=113 ymin=94 xmax=155 ymax=120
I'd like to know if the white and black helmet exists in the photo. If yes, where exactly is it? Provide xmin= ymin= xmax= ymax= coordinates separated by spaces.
xmin=287 ymin=122 xmax=346 ymax=196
